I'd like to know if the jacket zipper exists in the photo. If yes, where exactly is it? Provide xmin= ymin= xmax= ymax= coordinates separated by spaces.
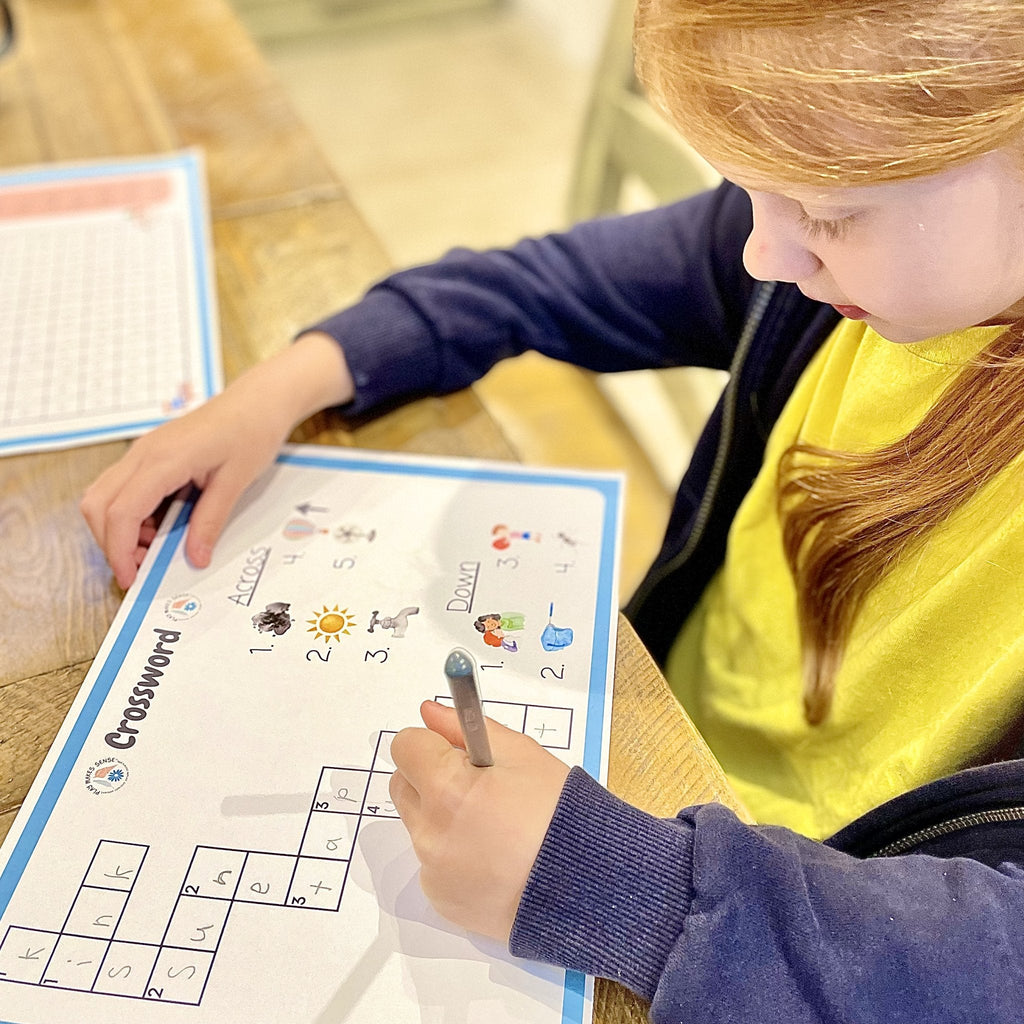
xmin=869 ymin=805 xmax=1024 ymax=857
xmin=628 ymin=279 xmax=777 ymax=612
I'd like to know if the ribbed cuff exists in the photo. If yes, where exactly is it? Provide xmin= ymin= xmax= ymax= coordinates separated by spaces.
xmin=509 ymin=767 xmax=697 ymax=1001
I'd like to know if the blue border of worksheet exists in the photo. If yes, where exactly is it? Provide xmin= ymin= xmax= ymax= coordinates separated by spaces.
xmin=0 ymin=150 xmax=220 ymax=454
xmin=0 ymin=448 xmax=621 ymax=1024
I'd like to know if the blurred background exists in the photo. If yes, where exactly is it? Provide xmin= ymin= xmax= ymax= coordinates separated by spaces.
xmin=229 ymin=0 xmax=724 ymax=596
xmin=233 ymin=0 xmax=607 ymax=264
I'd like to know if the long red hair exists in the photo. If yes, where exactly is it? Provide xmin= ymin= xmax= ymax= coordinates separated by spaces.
xmin=778 ymin=323 xmax=1024 ymax=723
xmin=635 ymin=0 xmax=1024 ymax=721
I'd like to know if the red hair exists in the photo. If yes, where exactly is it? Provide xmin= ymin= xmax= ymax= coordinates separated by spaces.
xmin=635 ymin=0 xmax=1024 ymax=721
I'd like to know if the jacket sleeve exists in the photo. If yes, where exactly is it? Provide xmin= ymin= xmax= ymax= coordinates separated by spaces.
xmin=510 ymin=767 xmax=1024 ymax=1024
xmin=303 ymin=182 xmax=755 ymax=418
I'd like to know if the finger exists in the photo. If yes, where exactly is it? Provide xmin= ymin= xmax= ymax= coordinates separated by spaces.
xmin=388 ymin=769 xmax=420 ymax=823
xmin=420 ymin=698 xmax=525 ymax=760
xmin=100 ymin=466 xmax=194 ymax=588
xmin=106 ymin=513 xmax=152 ymax=590
xmin=121 ymin=499 xmax=179 ymax=584
xmin=389 ymin=725 xmax=458 ymax=791
xmin=80 ymin=456 xmax=140 ymax=552
xmin=183 ymin=463 xmax=263 ymax=569
xmin=418 ymin=699 xmax=467 ymax=748
xmin=138 ymin=514 xmax=160 ymax=548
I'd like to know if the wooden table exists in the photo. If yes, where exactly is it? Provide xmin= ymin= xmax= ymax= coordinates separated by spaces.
xmin=0 ymin=2 xmax=747 ymax=1020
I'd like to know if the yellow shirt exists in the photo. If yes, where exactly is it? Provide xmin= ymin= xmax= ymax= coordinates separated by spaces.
xmin=667 ymin=319 xmax=1024 ymax=839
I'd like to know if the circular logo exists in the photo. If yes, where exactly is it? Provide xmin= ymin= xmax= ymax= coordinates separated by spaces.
xmin=164 ymin=593 xmax=202 ymax=621
xmin=85 ymin=757 xmax=129 ymax=795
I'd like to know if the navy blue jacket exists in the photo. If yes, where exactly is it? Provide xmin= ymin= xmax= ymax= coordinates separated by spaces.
xmin=311 ymin=182 xmax=1024 ymax=1021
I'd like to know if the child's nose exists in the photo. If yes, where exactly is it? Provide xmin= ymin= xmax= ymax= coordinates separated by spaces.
xmin=741 ymin=194 xmax=822 ymax=284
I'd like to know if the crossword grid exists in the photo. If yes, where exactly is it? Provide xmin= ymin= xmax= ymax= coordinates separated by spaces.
xmin=0 ymin=700 xmax=573 ymax=1007
xmin=434 ymin=694 xmax=574 ymax=750
xmin=0 ymin=209 xmax=196 ymax=430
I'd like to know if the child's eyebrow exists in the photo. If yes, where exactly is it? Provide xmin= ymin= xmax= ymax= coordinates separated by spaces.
xmin=714 ymin=163 xmax=882 ymax=217
xmin=718 ymin=169 xmax=848 ymax=204
xmin=797 ymin=198 xmax=862 ymax=217
xmin=770 ymin=184 xmax=868 ymax=217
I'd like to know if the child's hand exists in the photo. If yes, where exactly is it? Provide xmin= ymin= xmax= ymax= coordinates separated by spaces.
xmin=80 ymin=333 xmax=354 ymax=589
xmin=81 ymin=389 xmax=292 ymax=588
xmin=389 ymin=700 xmax=571 ymax=942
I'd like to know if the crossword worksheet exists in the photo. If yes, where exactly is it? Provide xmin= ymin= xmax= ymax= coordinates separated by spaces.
xmin=0 ymin=151 xmax=221 ymax=456
xmin=0 ymin=445 xmax=622 ymax=1024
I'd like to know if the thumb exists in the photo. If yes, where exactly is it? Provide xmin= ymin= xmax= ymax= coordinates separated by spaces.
xmin=419 ymin=699 xmax=523 ymax=758
xmin=418 ymin=699 xmax=467 ymax=748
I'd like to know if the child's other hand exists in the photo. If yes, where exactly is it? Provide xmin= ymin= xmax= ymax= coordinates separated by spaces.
xmin=389 ymin=700 xmax=571 ymax=942
xmin=80 ymin=389 xmax=291 ymax=589
xmin=80 ymin=333 xmax=354 ymax=589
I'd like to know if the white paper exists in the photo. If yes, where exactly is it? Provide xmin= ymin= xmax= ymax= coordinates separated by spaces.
xmin=0 ymin=151 xmax=221 ymax=456
xmin=0 ymin=445 xmax=622 ymax=1023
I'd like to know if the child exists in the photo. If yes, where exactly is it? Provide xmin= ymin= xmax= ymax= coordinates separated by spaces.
xmin=82 ymin=0 xmax=1024 ymax=1017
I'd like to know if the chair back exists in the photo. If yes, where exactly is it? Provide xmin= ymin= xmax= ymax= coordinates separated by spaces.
xmin=568 ymin=0 xmax=718 ymax=221
xmin=1 ymin=0 xmax=14 ymax=60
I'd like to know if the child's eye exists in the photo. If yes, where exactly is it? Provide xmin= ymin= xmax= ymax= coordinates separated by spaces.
xmin=797 ymin=209 xmax=854 ymax=241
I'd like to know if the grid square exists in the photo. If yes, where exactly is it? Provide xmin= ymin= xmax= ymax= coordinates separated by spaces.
xmin=524 ymin=705 xmax=573 ymax=750
xmin=0 ymin=926 xmax=59 ymax=984
xmin=163 ymin=896 xmax=230 ymax=953
xmin=93 ymin=941 xmax=161 ymax=998
xmin=286 ymin=857 xmax=349 ymax=912
xmin=145 ymin=948 xmax=214 ymax=1005
xmin=234 ymin=852 xmax=298 ymax=907
xmin=64 ymin=885 xmax=130 ymax=939
xmin=82 ymin=840 xmax=147 ymax=893
xmin=181 ymin=847 xmax=247 ymax=900
xmin=362 ymin=771 xmax=399 ymax=819
xmin=314 ymin=767 xmax=371 ymax=812
xmin=40 ymin=934 xmax=108 ymax=991
xmin=300 ymin=810 xmax=360 ymax=861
